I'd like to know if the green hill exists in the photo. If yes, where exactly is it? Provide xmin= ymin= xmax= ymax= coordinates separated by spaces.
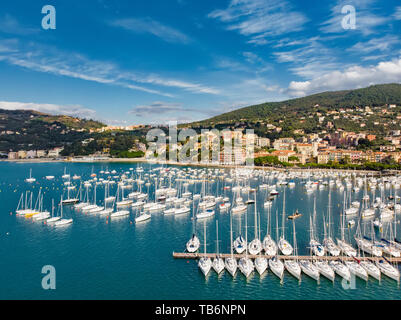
xmin=188 ymin=83 xmax=401 ymax=126
xmin=0 ymin=109 xmax=105 ymax=152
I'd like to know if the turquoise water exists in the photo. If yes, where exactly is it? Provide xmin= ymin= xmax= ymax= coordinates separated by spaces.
xmin=0 ymin=162 xmax=400 ymax=300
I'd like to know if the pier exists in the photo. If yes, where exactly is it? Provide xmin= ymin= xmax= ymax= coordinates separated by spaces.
xmin=173 ymin=252 xmax=401 ymax=263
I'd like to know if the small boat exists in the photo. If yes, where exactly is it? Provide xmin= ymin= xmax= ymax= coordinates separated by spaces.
xmin=288 ymin=210 xmax=302 ymax=220
xmin=25 ymin=169 xmax=36 ymax=183
xmin=135 ymin=212 xmax=151 ymax=223
xmin=54 ymin=197 xmax=73 ymax=226
xmin=196 ymin=209 xmax=215 ymax=219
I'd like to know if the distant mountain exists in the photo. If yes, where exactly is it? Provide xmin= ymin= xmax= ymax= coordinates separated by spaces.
xmin=0 ymin=109 xmax=105 ymax=152
xmin=187 ymin=83 xmax=401 ymax=126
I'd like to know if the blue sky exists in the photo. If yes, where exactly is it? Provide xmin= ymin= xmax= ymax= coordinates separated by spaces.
xmin=0 ymin=0 xmax=400 ymax=125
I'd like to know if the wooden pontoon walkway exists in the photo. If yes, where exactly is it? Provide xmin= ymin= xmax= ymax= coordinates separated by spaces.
xmin=173 ymin=252 xmax=401 ymax=263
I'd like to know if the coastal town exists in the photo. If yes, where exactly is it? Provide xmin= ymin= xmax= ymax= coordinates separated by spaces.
xmin=4 ymin=118 xmax=401 ymax=169
xmin=2 ymin=97 xmax=401 ymax=170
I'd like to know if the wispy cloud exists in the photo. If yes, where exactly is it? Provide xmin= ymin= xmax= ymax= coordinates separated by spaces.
xmin=0 ymin=14 xmax=38 ymax=36
xmin=110 ymin=17 xmax=190 ymax=44
xmin=348 ymin=35 xmax=400 ymax=54
xmin=208 ymin=0 xmax=308 ymax=45
xmin=394 ymin=7 xmax=401 ymax=20
xmin=273 ymin=38 xmax=343 ymax=78
xmin=0 ymin=101 xmax=96 ymax=118
xmin=0 ymin=40 xmax=219 ymax=97
xmin=287 ymin=57 xmax=401 ymax=97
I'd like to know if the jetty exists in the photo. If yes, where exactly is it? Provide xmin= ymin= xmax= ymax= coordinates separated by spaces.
xmin=173 ymin=252 xmax=401 ymax=263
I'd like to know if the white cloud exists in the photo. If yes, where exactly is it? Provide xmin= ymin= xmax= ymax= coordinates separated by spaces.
xmin=287 ymin=57 xmax=401 ymax=97
xmin=0 ymin=101 xmax=96 ymax=118
xmin=208 ymin=0 xmax=308 ymax=44
xmin=110 ymin=17 xmax=190 ymax=44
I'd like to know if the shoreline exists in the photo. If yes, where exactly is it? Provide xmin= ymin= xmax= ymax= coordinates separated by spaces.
xmin=0 ymin=157 xmax=393 ymax=175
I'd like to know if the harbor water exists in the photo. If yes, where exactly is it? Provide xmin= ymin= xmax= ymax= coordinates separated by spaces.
xmin=0 ymin=161 xmax=400 ymax=300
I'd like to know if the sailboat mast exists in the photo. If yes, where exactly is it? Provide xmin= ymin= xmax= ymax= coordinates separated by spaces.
xmin=216 ymin=220 xmax=219 ymax=256
xmin=281 ymin=187 xmax=286 ymax=239
xmin=254 ymin=192 xmax=257 ymax=239
xmin=204 ymin=221 xmax=207 ymax=257
xmin=230 ymin=211 xmax=233 ymax=257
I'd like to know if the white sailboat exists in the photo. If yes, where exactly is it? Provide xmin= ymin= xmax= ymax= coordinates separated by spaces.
xmin=248 ymin=193 xmax=262 ymax=255
xmin=212 ymin=220 xmax=225 ymax=274
xmin=135 ymin=211 xmax=151 ymax=223
xmin=323 ymin=189 xmax=341 ymax=256
xmin=25 ymin=169 xmax=36 ymax=183
xmin=284 ymin=219 xmax=301 ymax=281
xmin=47 ymin=199 xmax=61 ymax=223
xmin=254 ymin=208 xmax=268 ymax=276
xmin=263 ymin=206 xmax=278 ymax=256
xmin=278 ymin=188 xmax=293 ymax=256
xmin=234 ymin=213 xmax=246 ymax=254
xmin=186 ymin=202 xmax=200 ymax=253
xmin=198 ymin=221 xmax=212 ymax=277
xmin=225 ymin=210 xmax=238 ymax=277
xmin=269 ymin=199 xmax=284 ymax=280
xmin=55 ymin=196 xmax=73 ymax=227
xmin=238 ymin=209 xmax=254 ymax=278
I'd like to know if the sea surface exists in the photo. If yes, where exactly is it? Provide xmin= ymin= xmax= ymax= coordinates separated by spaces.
xmin=0 ymin=161 xmax=400 ymax=300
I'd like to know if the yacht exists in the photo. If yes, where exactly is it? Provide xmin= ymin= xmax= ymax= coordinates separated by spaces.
xmin=225 ymin=210 xmax=238 ymax=277
xmin=198 ymin=221 xmax=212 ymax=277
xmin=284 ymin=220 xmax=301 ymax=280
xmin=135 ymin=211 xmax=151 ymax=223
xmin=299 ymin=260 xmax=320 ymax=282
xmin=329 ymin=260 xmax=351 ymax=282
xmin=212 ymin=221 xmax=225 ymax=275
xmin=314 ymin=260 xmax=335 ymax=282
xmin=375 ymin=258 xmax=400 ymax=282
xmin=54 ymin=197 xmax=73 ymax=227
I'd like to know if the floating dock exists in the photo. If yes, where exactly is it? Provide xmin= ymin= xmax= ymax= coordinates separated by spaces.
xmin=173 ymin=252 xmax=401 ymax=263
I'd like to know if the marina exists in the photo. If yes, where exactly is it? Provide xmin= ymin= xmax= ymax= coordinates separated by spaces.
xmin=1 ymin=161 xmax=401 ymax=299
